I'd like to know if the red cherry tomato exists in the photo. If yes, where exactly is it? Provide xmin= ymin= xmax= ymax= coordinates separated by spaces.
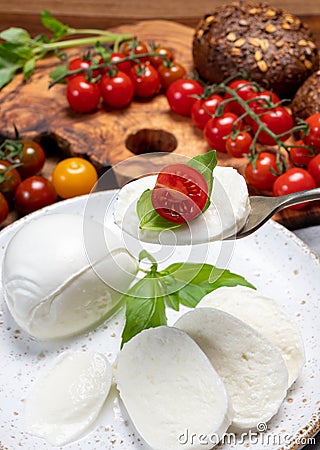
xmin=289 ymin=140 xmax=316 ymax=167
xmin=157 ymin=62 xmax=186 ymax=90
xmin=0 ymin=192 xmax=9 ymax=224
xmin=166 ymin=78 xmax=203 ymax=117
xmin=226 ymin=131 xmax=253 ymax=158
xmin=151 ymin=164 xmax=208 ymax=223
xmin=66 ymin=75 xmax=101 ymax=113
xmin=129 ymin=63 xmax=160 ymax=98
xmin=303 ymin=113 xmax=320 ymax=151
xmin=204 ymin=113 xmax=240 ymax=153
xmin=149 ymin=46 xmax=175 ymax=68
xmin=308 ymin=154 xmax=320 ymax=186
xmin=224 ymin=80 xmax=256 ymax=115
xmin=109 ymin=52 xmax=132 ymax=73
xmin=121 ymin=40 xmax=149 ymax=62
xmin=100 ymin=71 xmax=134 ymax=108
xmin=0 ymin=160 xmax=22 ymax=200
xmin=191 ymin=94 xmax=224 ymax=130
xmin=14 ymin=176 xmax=57 ymax=215
xmin=245 ymin=152 xmax=280 ymax=191
xmin=273 ymin=168 xmax=316 ymax=209
xmin=245 ymin=90 xmax=280 ymax=126
xmin=252 ymin=106 xmax=293 ymax=146
xmin=67 ymin=57 xmax=100 ymax=79
xmin=13 ymin=140 xmax=46 ymax=179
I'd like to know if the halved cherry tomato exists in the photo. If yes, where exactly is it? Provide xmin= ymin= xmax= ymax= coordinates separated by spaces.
xmin=273 ymin=168 xmax=316 ymax=209
xmin=303 ymin=113 xmax=320 ymax=151
xmin=191 ymin=94 xmax=223 ymax=130
xmin=204 ymin=113 xmax=241 ymax=153
xmin=149 ymin=46 xmax=174 ymax=68
xmin=245 ymin=152 xmax=280 ymax=191
xmin=0 ymin=160 xmax=22 ymax=200
xmin=52 ymin=157 xmax=98 ymax=199
xmin=129 ymin=63 xmax=160 ymax=98
xmin=100 ymin=71 xmax=134 ymax=108
xmin=66 ymin=75 xmax=101 ymax=113
xmin=151 ymin=163 xmax=208 ymax=223
xmin=166 ymin=78 xmax=203 ymax=117
xmin=289 ymin=140 xmax=316 ymax=167
xmin=14 ymin=176 xmax=57 ymax=214
xmin=0 ymin=192 xmax=9 ymax=224
xmin=226 ymin=131 xmax=253 ymax=158
xmin=157 ymin=62 xmax=186 ymax=90
xmin=308 ymin=154 xmax=320 ymax=186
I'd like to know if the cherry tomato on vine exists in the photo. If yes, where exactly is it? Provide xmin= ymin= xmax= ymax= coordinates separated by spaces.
xmin=0 ymin=160 xmax=21 ymax=200
xmin=303 ymin=113 xmax=320 ymax=151
xmin=289 ymin=140 xmax=316 ymax=167
xmin=245 ymin=152 xmax=280 ymax=191
xmin=0 ymin=192 xmax=9 ymax=224
xmin=273 ymin=168 xmax=316 ymax=209
xmin=129 ymin=63 xmax=160 ymax=98
xmin=66 ymin=75 xmax=101 ymax=113
xmin=308 ymin=154 xmax=320 ymax=186
xmin=224 ymin=79 xmax=256 ymax=115
xmin=67 ymin=57 xmax=100 ymax=79
xmin=244 ymin=90 xmax=280 ymax=126
xmin=100 ymin=71 xmax=134 ymax=108
xmin=166 ymin=78 xmax=203 ymax=116
xmin=109 ymin=52 xmax=132 ymax=73
xmin=252 ymin=106 xmax=293 ymax=146
xmin=52 ymin=157 xmax=98 ymax=199
xmin=149 ymin=46 xmax=174 ymax=68
xmin=14 ymin=176 xmax=57 ymax=214
xmin=151 ymin=164 xmax=208 ymax=223
xmin=204 ymin=112 xmax=240 ymax=153
xmin=12 ymin=140 xmax=46 ymax=179
xmin=121 ymin=40 xmax=149 ymax=62
xmin=157 ymin=62 xmax=186 ymax=90
xmin=226 ymin=131 xmax=253 ymax=158
xmin=191 ymin=94 xmax=224 ymax=130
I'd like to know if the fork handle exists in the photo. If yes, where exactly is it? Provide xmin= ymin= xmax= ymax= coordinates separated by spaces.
xmin=275 ymin=187 xmax=320 ymax=211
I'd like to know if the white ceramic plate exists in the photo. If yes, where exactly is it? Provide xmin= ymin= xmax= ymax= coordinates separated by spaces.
xmin=0 ymin=190 xmax=319 ymax=450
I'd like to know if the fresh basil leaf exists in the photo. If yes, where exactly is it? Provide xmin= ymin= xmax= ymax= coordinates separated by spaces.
xmin=0 ymin=65 xmax=21 ymax=89
xmin=121 ymin=275 xmax=167 ymax=347
xmin=179 ymin=284 xmax=208 ymax=308
xmin=187 ymin=150 xmax=217 ymax=212
xmin=49 ymin=64 xmax=68 ymax=84
xmin=23 ymin=57 xmax=35 ymax=80
xmin=137 ymin=189 xmax=180 ymax=231
xmin=40 ymin=10 xmax=70 ymax=40
xmin=0 ymin=42 xmax=33 ymax=64
xmin=0 ymin=27 xmax=31 ymax=45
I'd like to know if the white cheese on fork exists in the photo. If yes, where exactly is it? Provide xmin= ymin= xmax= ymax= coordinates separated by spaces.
xmin=114 ymin=326 xmax=232 ymax=449
xmin=175 ymin=308 xmax=288 ymax=432
xmin=198 ymin=286 xmax=305 ymax=387
xmin=114 ymin=165 xmax=250 ymax=245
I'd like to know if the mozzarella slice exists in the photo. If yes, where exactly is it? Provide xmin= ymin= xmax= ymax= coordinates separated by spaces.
xmin=2 ymin=214 xmax=138 ymax=339
xmin=114 ymin=166 xmax=250 ymax=245
xmin=115 ymin=326 xmax=232 ymax=449
xmin=175 ymin=308 xmax=288 ymax=432
xmin=198 ymin=286 xmax=305 ymax=387
xmin=25 ymin=351 xmax=112 ymax=446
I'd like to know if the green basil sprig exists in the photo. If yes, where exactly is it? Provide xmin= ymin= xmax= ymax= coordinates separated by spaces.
xmin=136 ymin=150 xmax=217 ymax=231
xmin=121 ymin=250 xmax=255 ymax=347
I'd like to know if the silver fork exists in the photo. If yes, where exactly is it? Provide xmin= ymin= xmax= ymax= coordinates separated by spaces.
xmin=227 ymin=187 xmax=320 ymax=240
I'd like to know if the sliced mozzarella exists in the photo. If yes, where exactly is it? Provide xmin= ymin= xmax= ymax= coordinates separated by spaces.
xmin=115 ymin=326 xmax=232 ymax=449
xmin=175 ymin=308 xmax=288 ymax=432
xmin=2 ymin=214 xmax=138 ymax=339
xmin=198 ymin=286 xmax=305 ymax=387
xmin=114 ymin=166 xmax=250 ymax=245
xmin=25 ymin=351 xmax=112 ymax=446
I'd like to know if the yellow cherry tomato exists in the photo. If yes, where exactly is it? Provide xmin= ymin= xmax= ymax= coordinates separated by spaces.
xmin=52 ymin=157 xmax=98 ymax=199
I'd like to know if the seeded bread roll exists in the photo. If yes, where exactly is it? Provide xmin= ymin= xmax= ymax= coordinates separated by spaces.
xmin=291 ymin=70 xmax=320 ymax=120
xmin=193 ymin=1 xmax=319 ymax=98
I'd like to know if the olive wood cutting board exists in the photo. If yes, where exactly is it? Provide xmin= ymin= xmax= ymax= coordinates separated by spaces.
xmin=0 ymin=20 xmax=319 ymax=230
